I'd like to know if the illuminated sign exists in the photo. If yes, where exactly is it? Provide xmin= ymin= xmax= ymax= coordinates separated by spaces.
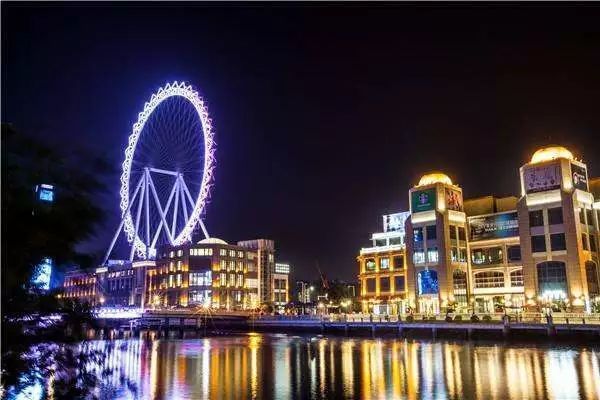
xmin=36 ymin=184 xmax=54 ymax=202
xmin=411 ymin=188 xmax=436 ymax=213
xmin=32 ymin=258 xmax=52 ymax=290
xmin=571 ymin=163 xmax=588 ymax=191
xmin=524 ymin=164 xmax=561 ymax=194
xmin=383 ymin=212 xmax=410 ymax=232
xmin=417 ymin=269 xmax=439 ymax=295
xmin=469 ymin=211 xmax=519 ymax=241
xmin=275 ymin=263 xmax=290 ymax=274
xmin=445 ymin=188 xmax=463 ymax=211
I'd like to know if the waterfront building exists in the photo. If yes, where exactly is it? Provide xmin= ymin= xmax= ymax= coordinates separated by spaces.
xmin=357 ymin=212 xmax=409 ymax=314
xmin=237 ymin=239 xmax=276 ymax=306
xmin=61 ymin=269 xmax=99 ymax=305
xmin=146 ymin=238 xmax=257 ymax=310
xmin=358 ymin=145 xmax=600 ymax=314
xmin=273 ymin=262 xmax=290 ymax=310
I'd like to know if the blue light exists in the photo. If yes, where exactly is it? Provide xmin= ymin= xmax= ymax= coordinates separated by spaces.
xmin=417 ymin=269 xmax=439 ymax=295
xmin=36 ymin=184 xmax=54 ymax=202
xmin=32 ymin=258 xmax=52 ymax=290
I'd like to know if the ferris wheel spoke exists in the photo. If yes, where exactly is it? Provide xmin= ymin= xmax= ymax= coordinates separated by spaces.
xmin=130 ymin=179 xmax=147 ymax=261
xmin=149 ymin=172 xmax=179 ymax=249
xmin=146 ymin=170 xmax=175 ymax=244
xmin=180 ymin=181 xmax=189 ymax=227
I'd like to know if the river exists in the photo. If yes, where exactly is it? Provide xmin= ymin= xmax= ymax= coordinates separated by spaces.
xmin=17 ymin=332 xmax=600 ymax=399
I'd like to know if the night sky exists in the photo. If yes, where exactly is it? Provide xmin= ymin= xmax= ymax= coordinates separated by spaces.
xmin=3 ymin=3 xmax=600 ymax=283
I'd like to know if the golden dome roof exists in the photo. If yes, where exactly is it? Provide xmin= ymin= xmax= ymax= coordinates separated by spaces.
xmin=530 ymin=146 xmax=574 ymax=164
xmin=417 ymin=172 xmax=453 ymax=186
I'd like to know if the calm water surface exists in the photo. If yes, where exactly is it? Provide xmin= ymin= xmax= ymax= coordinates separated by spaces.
xmin=93 ymin=333 xmax=600 ymax=399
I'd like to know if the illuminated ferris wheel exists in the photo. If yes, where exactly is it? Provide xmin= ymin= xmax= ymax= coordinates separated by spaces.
xmin=104 ymin=81 xmax=215 ymax=263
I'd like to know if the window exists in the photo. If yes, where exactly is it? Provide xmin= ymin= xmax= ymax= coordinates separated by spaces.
xmin=366 ymin=278 xmax=376 ymax=293
xmin=375 ymin=239 xmax=386 ymax=247
xmin=389 ymin=237 xmax=402 ymax=246
xmin=426 ymin=225 xmax=437 ymax=240
xmin=413 ymin=250 xmax=425 ymax=264
xmin=529 ymin=210 xmax=544 ymax=227
xmin=451 ymin=247 xmax=458 ymax=262
xmin=169 ymin=262 xmax=174 ymax=272
xmin=229 ymin=250 xmax=236 ymax=257
xmin=177 ymin=250 xmax=183 ymax=257
xmin=585 ymin=262 xmax=599 ymax=297
xmin=413 ymin=227 xmax=423 ymax=243
xmin=238 ymin=251 xmax=244 ymax=258
xmin=219 ymin=272 xmax=226 ymax=286
xmin=394 ymin=276 xmax=405 ymax=292
xmin=550 ymin=233 xmax=566 ymax=251
xmin=458 ymin=227 xmax=466 ymax=241
xmin=190 ymin=271 xmax=212 ymax=286
xmin=247 ymin=262 xmax=256 ymax=272
xmin=219 ymin=249 xmax=227 ymax=256
xmin=220 ymin=260 xmax=227 ymax=270
xmin=168 ymin=275 xmax=174 ymax=288
xmin=365 ymin=259 xmax=376 ymax=271
xmin=176 ymin=273 xmax=182 ymax=287
xmin=548 ymin=208 xmax=563 ymax=225
xmin=586 ymin=209 xmax=594 ymax=226
xmin=453 ymin=270 xmax=468 ymax=306
xmin=427 ymin=247 xmax=439 ymax=263
xmin=459 ymin=248 xmax=467 ymax=262
xmin=590 ymin=235 xmax=597 ymax=252
xmin=582 ymin=233 xmax=589 ymax=251
xmin=507 ymin=245 xmax=521 ymax=262
xmin=380 ymin=258 xmax=390 ymax=270
xmin=471 ymin=247 xmax=503 ymax=265
xmin=510 ymin=270 xmax=524 ymax=287
xmin=474 ymin=271 xmax=504 ymax=289
xmin=393 ymin=255 xmax=404 ymax=269
xmin=531 ymin=235 xmax=546 ymax=252
xmin=579 ymin=208 xmax=586 ymax=224
xmin=169 ymin=251 xmax=174 ymax=258
xmin=177 ymin=260 xmax=182 ymax=271
xmin=228 ymin=260 xmax=235 ymax=271
xmin=449 ymin=226 xmax=457 ymax=240
xmin=537 ymin=261 xmax=567 ymax=298
xmin=379 ymin=277 xmax=390 ymax=292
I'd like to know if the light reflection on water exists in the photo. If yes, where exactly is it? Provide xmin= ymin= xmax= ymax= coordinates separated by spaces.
xmin=78 ymin=334 xmax=600 ymax=399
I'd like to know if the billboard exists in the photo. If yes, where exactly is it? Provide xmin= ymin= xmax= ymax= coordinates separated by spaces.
xmin=469 ymin=211 xmax=519 ymax=241
xmin=571 ymin=163 xmax=588 ymax=191
xmin=383 ymin=211 xmax=410 ymax=232
xmin=445 ymin=188 xmax=463 ymax=211
xmin=411 ymin=188 xmax=436 ymax=213
xmin=523 ymin=164 xmax=561 ymax=193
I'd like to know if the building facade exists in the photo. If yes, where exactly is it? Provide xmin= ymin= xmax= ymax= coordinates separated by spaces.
xmin=237 ymin=239 xmax=275 ymax=306
xmin=146 ymin=238 xmax=257 ymax=310
xmin=358 ymin=146 xmax=600 ymax=314
xmin=357 ymin=212 xmax=409 ymax=314
xmin=273 ymin=262 xmax=291 ymax=310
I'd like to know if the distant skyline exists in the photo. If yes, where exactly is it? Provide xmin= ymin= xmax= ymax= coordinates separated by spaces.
xmin=3 ymin=4 xmax=600 ymax=282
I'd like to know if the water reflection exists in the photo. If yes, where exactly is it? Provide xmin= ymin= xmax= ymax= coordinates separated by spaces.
xmin=72 ymin=334 xmax=600 ymax=399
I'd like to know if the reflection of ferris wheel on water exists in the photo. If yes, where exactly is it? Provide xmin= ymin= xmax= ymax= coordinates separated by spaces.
xmin=104 ymin=81 xmax=215 ymax=263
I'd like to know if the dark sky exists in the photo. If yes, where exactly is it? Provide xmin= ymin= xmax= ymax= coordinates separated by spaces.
xmin=3 ymin=3 xmax=600 ymax=283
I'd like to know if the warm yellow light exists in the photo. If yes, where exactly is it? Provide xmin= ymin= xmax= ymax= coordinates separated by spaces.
xmin=530 ymin=145 xmax=574 ymax=164
xmin=417 ymin=172 xmax=453 ymax=187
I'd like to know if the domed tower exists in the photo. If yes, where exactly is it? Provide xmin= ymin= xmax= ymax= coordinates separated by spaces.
xmin=517 ymin=145 xmax=598 ymax=312
xmin=405 ymin=172 xmax=469 ymax=314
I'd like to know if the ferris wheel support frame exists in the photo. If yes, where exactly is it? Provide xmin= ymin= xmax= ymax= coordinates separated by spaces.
xmin=103 ymin=167 xmax=210 ymax=264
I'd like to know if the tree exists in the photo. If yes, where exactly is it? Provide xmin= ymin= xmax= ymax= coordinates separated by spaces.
xmin=1 ymin=123 xmax=116 ymax=398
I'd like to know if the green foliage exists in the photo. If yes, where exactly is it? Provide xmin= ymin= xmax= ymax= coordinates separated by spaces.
xmin=1 ymin=124 xmax=116 ymax=397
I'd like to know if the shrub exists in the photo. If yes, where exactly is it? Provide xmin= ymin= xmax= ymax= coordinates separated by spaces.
xmin=406 ymin=315 xmax=414 ymax=322
xmin=454 ymin=315 xmax=462 ymax=321
xmin=428 ymin=316 xmax=437 ymax=321
xmin=470 ymin=314 xmax=480 ymax=322
xmin=445 ymin=316 xmax=453 ymax=322
xmin=482 ymin=315 xmax=492 ymax=322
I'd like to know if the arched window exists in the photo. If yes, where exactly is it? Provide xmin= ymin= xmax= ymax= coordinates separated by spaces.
xmin=510 ymin=269 xmax=524 ymax=287
xmin=586 ymin=261 xmax=599 ymax=298
xmin=537 ymin=261 xmax=567 ymax=298
xmin=453 ymin=270 xmax=467 ymax=306
xmin=474 ymin=271 xmax=504 ymax=288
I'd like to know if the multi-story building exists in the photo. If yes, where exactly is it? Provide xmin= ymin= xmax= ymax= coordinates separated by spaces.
xmin=273 ymin=262 xmax=290 ymax=310
xmin=358 ymin=145 xmax=600 ymax=314
xmin=146 ymin=238 xmax=257 ymax=310
xmin=61 ymin=269 xmax=99 ymax=305
xmin=237 ymin=239 xmax=275 ymax=306
xmin=357 ymin=212 xmax=409 ymax=314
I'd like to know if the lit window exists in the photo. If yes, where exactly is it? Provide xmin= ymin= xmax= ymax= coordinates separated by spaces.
xmin=220 ymin=249 xmax=227 ymax=256
xmin=510 ymin=270 xmax=524 ymax=287
xmin=220 ymin=260 xmax=227 ymax=270
xmin=177 ymin=261 xmax=182 ymax=271
xmin=413 ymin=250 xmax=425 ymax=264
xmin=229 ymin=250 xmax=236 ymax=257
xmin=177 ymin=249 xmax=183 ymax=257
xmin=238 ymin=251 xmax=244 ymax=258
xmin=474 ymin=271 xmax=504 ymax=289
xmin=176 ymin=274 xmax=182 ymax=287
xmin=427 ymin=247 xmax=439 ymax=263
xmin=169 ymin=275 xmax=174 ymax=288
xmin=413 ymin=227 xmax=423 ymax=243
xmin=365 ymin=258 xmax=376 ymax=271
xmin=380 ymin=258 xmax=390 ymax=270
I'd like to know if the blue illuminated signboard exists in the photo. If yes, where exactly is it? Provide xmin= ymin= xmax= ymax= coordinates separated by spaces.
xmin=32 ymin=258 xmax=52 ymax=290
xmin=36 ymin=184 xmax=55 ymax=202
xmin=417 ymin=269 xmax=439 ymax=295
xmin=469 ymin=211 xmax=519 ymax=241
